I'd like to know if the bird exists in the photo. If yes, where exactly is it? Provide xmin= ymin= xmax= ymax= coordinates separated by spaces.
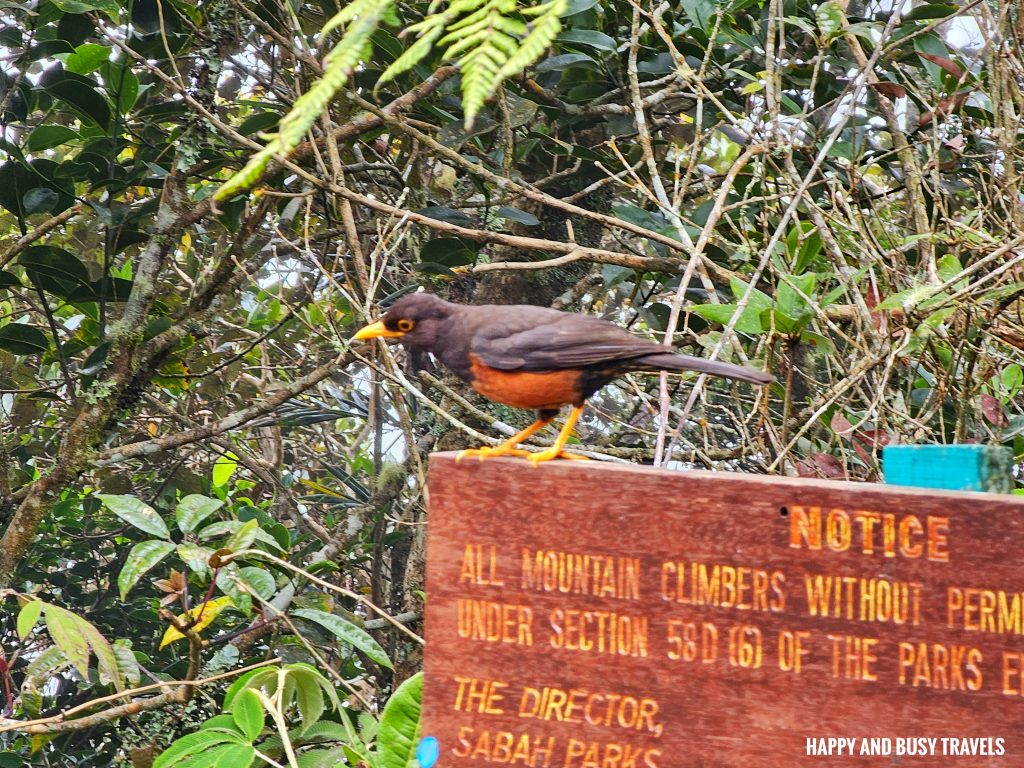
xmin=353 ymin=293 xmax=774 ymax=465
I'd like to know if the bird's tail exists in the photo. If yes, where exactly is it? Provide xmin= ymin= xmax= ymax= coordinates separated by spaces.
xmin=629 ymin=352 xmax=775 ymax=385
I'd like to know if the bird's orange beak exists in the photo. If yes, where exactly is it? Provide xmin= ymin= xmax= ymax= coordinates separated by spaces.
xmin=352 ymin=320 xmax=405 ymax=341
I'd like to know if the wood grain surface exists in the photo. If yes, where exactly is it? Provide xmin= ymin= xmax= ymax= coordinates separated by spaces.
xmin=423 ymin=453 xmax=1024 ymax=767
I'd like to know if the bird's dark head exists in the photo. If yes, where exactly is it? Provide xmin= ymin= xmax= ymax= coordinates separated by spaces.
xmin=352 ymin=293 xmax=456 ymax=351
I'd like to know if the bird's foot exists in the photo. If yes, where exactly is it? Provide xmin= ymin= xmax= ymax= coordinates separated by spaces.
xmin=456 ymin=445 xmax=532 ymax=462
xmin=526 ymin=448 xmax=589 ymax=466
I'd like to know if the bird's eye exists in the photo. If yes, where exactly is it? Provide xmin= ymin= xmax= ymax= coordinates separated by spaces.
xmin=397 ymin=319 xmax=415 ymax=332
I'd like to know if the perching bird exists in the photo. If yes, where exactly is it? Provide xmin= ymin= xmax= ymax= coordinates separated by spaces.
xmin=353 ymin=293 xmax=774 ymax=464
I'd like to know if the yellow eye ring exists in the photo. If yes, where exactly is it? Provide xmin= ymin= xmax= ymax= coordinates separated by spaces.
xmin=397 ymin=319 xmax=415 ymax=332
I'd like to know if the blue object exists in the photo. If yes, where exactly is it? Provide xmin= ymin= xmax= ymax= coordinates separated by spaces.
xmin=882 ymin=444 xmax=1013 ymax=493
xmin=417 ymin=736 xmax=439 ymax=768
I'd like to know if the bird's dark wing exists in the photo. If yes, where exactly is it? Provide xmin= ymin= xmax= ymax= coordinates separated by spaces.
xmin=470 ymin=314 xmax=663 ymax=371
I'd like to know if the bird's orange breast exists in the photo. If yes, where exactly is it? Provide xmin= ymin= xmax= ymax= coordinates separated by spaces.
xmin=469 ymin=355 xmax=582 ymax=410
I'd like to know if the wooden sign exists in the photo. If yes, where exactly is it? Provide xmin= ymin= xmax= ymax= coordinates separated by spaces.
xmin=423 ymin=453 xmax=1024 ymax=766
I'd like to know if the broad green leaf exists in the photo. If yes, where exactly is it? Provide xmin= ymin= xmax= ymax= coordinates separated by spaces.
xmin=292 ymin=609 xmax=393 ymax=669
xmin=64 ymin=43 xmax=111 ymax=75
xmin=682 ymin=0 xmax=715 ymax=31
xmin=160 ymin=596 xmax=234 ymax=648
xmin=97 ymin=494 xmax=170 ymax=539
xmin=44 ymin=77 xmax=112 ymax=129
xmin=26 ymin=125 xmax=78 ymax=152
xmin=937 ymin=253 xmax=963 ymax=283
xmin=375 ymin=672 xmax=422 ymax=768
xmin=815 ymin=0 xmax=844 ymax=38
xmin=210 ymin=744 xmax=255 ymax=768
xmin=296 ymin=748 xmax=348 ymax=768
xmin=225 ymin=519 xmax=259 ymax=553
xmin=111 ymin=639 xmax=141 ymax=687
xmin=52 ymin=0 xmax=119 ymax=16
xmin=198 ymin=520 xmax=285 ymax=551
xmin=293 ymin=675 xmax=326 ymax=731
xmin=67 ymin=607 xmax=123 ymax=690
xmin=775 ymin=273 xmax=817 ymax=323
xmin=555 ymin=29 xmax=616 ymax=51
xmin=118 ymin=540 xmax=175 ymax=599
xmin=154 ymin=731 xmax=247 ymax=768
xmin=217 ymin=566 xmax=276 ymax=602
xmin=42 ymin=605 xmax=89 ymax=679
xmin=212 ymin=452 xmax=238 ymax=487
xmin=0 ymin=324 xmax=49 ymax=355
xmin=18 ymin=245 xmax=91 ymax=299
xmin=40 ymin=604 xmax=121 ymax=691
xmin=288 ymin=664 xmax=342 ymax=717
xmin=224 ymin=668 xmax=278 ymax=709
xmin=691 ymin=303 xmax=764 ymax=335
xmin=176 ymin=494 xmax=225 ymax=534
xmin=177 ymin=542 xmax=215 ymax=578
xmin=17 ymin=599 xmax=42 ymax=640
xmin=1002 ymin=364 xmax=1023 ymax=396
xmin=495 ymin=206 xmax=540 ymax=226
xmin=231 ymin=689 xmax=265 ymax=742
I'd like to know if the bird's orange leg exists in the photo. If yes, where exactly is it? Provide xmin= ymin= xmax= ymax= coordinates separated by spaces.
xmin=527 ymin=405 xmax=589 ymax=466
xmin=456 ymin=417 xmax=553 ymax=462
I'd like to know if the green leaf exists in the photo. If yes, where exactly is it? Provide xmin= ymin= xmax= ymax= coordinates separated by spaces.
xmin=375 ymin=672 xmax=422 ymax=768
xmin=97 ymin=494 xmax=170 ymax=539
xmin=420 ymin=238 xmax=475 ymax=267
xmin=18 ymin=246 xmax=92 ymax=300
xmin=536 ymin=53 xmax=596 ymax=73
xmin=154 ymin=731 xmax=247 ymax=768
xmin=775 ymin=273 xmax=817 ymax=324
xmin=64 ymin=43 xmax=111 ymax=75
xmin=212 ymin=743 xmax=255 ymax=768
xmin=212 ymin=452 xmax=238 ymax=487
xmin=52 ymin=0 xmax=119 ymax=18
xmin=42 ymin=605 xmax=89 ymax=681
xmin=1002 ymin=364 xmax=1023 ymax=396
xmin=296 ymin=748 xmax=349 ymax=768
xmin=238 ymin=111 xmax=280 ymax=136
xmin=177 ymin=542 xmax=215 ymax=578
xmin=682 ymin=0 xmax=715 ymax=32
xmin=937 ymin=253 xmax=963 ymax=283
xmin=23 ymin=187 xmax=57 ymax=214
xmin=225 ymin=519 xmax=259 ymax=553
xmin=561 ymin=0 xmax=597 ymax=14
xmin=905 ymin=3 xmax=958 ymax=20
xmin=495 ymin=206 xmax=540 ymax=226
xmin=237 ymin=567 xmax=276 ymax=599
xmin=118 ymin=540 xmax=176 ymax=599
xmin=0 ymin=324 xmax=49 ymax=355
xmin=691 ymin=303 xmax=758 ymax=334
xmin=231 ymin=689 xmax=265 ymax=742
xmin=17 ymin=599 xmax=42 ymax=640
xmin=293 ymin=675 xmax=326 ymax=732
xmin=815 ymin=0 xmax=844 ymax=37
xmin=555 ymin=29 xmax=616 ymax=51
xmin=27 ymin=125 xmax=79 ymax=152
xmin=292 ymin=609 xmax=393 ymax=669
xmin=112 ymin=639 xmax=141 ymax=687
xmin=44 ymin=77 xmax=112 ymax=129
xmin=176 ymin=495 xmax=225 ymax=534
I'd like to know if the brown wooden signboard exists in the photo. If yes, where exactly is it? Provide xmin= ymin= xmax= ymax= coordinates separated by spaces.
xmin=422 ymin=453 xmax=1024 ymax=766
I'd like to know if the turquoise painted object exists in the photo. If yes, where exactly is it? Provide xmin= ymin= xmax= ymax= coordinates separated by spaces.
xmin=417 ymin=736 xmax=439 ymax=768
xmin=882 ymin=444 xmax=1014 ymax=493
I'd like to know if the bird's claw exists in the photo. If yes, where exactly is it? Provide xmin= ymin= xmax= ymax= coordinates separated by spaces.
xmin=527 ymin=449 xmax=589 ymax=467
xmin=456 ymin=445 xmax=532 ymax=462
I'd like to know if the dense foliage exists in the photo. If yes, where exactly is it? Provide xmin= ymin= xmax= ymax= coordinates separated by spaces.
xmin=0 ymin=0 xmax=1022 ymax=763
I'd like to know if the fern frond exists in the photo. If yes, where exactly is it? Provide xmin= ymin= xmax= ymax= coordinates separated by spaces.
xmin=496 ymin=0 xmax=566 ymax=80
xmin=216 ymin=0 xmax=393 ymax=201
